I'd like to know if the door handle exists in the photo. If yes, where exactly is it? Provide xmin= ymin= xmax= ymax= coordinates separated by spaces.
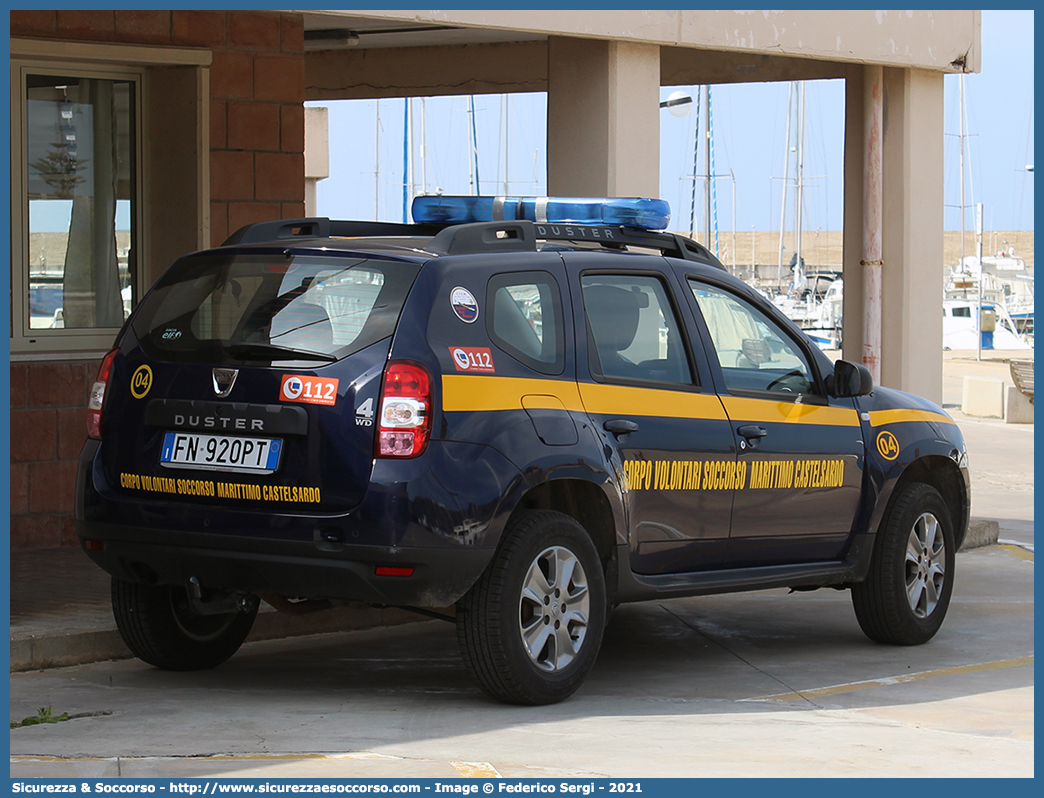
xmin=603 ymin=419 xmax=639 ymax=437
xmin=737 ymin=424 xmax=768 ymax=439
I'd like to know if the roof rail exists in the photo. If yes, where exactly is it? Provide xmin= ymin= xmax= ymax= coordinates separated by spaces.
xmin=219 ymin=216 xmax=725 ymax=270
xmin=423 ymin=221 xmax=723 ymax=266
xmin=529 ymin=223 xmax=725 ymax=269
xmin=221 ymin=217 xmax=445 ymax=247
xmin=427 ymin=221 xmax=537 ymax=255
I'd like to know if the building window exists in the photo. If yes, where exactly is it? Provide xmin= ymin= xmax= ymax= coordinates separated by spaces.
xmin=12 ymin=64 xmax=141 ymax=354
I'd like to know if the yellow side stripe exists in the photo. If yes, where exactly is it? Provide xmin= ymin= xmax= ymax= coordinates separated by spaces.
xmin=868 ymin=408 xmax=956 ymax=427
xmin=442 ymin=376 xmax=954 ymax=432
xmin=744 ymin=655 xmax=1034 ymax=702
xmin=442 ymin=375 xmax=584 ymax=412
xmin=721 ymin=396 xmax=860 ymax=427
xmin=443 ymin=375 xmax=728 ymax=419
xmin=579 ymin=382 xmax=728 ymax=420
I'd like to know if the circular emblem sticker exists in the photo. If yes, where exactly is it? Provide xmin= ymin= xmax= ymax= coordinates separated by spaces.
xmin=450 ymin=286 xmax=479 ymax=323
xmin=130 ymin=365 xmax=153 ymax=399
xmin=876 ymin=430 xmax=900 ymax=461
xmin=282 ymin=376 xmax=304 ymax=400
xmin=452 ymin=348 xmax=471 ymax=370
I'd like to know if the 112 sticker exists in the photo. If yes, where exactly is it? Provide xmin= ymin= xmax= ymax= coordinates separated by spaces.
xmin=280 ymin=374 xmax=339 ymax=406
xmin=450 ymin=347 xmax=495 ymax=373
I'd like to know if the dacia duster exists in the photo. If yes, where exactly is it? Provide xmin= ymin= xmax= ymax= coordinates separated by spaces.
xmin=77 ymin=196 xmax=970 ymax=704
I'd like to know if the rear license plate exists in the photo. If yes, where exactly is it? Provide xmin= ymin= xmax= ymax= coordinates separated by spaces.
xmin=160 ymin=432 xmax=282 ymax=474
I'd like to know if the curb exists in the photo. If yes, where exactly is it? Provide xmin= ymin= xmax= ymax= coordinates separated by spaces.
xmin=963 ymin=519 xmax=1000 ymax=550
xmin=10 ymin=604 xmax=429 ymax=673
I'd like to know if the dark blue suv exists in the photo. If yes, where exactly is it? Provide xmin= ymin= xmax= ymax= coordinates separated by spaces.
xmin=77 ymin=196 xmax=970 ymax=704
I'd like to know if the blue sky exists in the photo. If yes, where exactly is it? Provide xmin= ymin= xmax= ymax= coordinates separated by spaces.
xmin=311 ymin=9 xmax=1034 ymax=235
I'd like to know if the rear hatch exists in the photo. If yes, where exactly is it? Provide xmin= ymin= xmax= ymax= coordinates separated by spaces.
xmin=100 ymin=247 xmax=422 ymax=513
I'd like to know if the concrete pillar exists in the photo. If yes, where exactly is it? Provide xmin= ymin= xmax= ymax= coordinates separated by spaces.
xmin=843 ymin=66 xmax=944 ymax=405
xmin=841 ymin=68 xmax=866 ymax=368
xmin=546 ymin=37 xmax=660 ymax=198
xmin=879 ymin=67 xmax=945 ymax=403
xmin=304 ymin=106 xmax=329 ymax=217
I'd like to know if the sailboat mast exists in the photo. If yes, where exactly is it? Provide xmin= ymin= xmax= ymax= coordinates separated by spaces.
xmin=959 ymin=73 xmax=967 ymax=266
xmin=501 ymin=95 xmax=510 ymax=195
xmin=402 ymin=98 xmax=410 ymax=223
xmin=374 ymin=100 xmax=380 ymax=219
xmin=688 ymin=86 xmax=701 ymax=238
xmin=777 ymin=82 xmax=794 ymax=290
xmin=468 ymin=96 xmax=480 ymax=194
xmin=795 ymin=81 xmax=805 ymax=285
xmin=420 ymin=97 xmax=427 ymax=196
xmin=703 ymin=85 xmax=712 ymax=246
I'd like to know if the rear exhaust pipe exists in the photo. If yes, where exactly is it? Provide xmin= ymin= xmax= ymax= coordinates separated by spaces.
xmin=186 ymin=576 xmax=259 ymax=615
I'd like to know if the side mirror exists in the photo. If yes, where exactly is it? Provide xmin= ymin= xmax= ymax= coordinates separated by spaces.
xmin=827 ymin=360 xmax=874 ymax=398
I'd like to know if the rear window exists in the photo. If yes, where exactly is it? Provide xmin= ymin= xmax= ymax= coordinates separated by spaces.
xmin=132 ymin=252 xmax=421 ymax=364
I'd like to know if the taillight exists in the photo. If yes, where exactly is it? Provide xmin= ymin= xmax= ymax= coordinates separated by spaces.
xmin=376 ymin=361 xmax=432 ymax=458
xmin=87 ymin=348 xmax=119 ymax=440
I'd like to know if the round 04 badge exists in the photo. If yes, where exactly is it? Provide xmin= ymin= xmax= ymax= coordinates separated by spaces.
xmin=450 ymin=286 xmax=479 ymax=323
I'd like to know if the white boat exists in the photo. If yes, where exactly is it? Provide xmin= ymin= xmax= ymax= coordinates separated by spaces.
xmin=942 ymin=297 xmax=1031 ymax=351
xmin=774 ymin=280 xmax=1032 ymax=353
xmin=772 ymin=272 xmax=843 ymax=350
xmin=942 ymin=75 xmax=1033 ymax=346
xmin=944 ymin=251 xmax=1034 ymax=337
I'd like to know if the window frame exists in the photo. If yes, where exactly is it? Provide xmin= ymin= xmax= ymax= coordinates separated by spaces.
xmin=10 ymin=57 xmax=145 ymax=357
xmin=485 ymin=270 xmax=566 ymax=376
xmin=685 ymin=276 xmax=828 ymax=402
xmin=579 ymin=269 xmax=699 ymax=390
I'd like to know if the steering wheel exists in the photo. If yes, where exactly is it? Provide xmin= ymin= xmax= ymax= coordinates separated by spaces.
xmin=765 ymin=369 xmax=806 ymax=393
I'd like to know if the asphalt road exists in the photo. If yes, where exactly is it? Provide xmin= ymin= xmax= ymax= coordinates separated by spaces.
xmin=10 ymin=542 xmax=1033 ymax=779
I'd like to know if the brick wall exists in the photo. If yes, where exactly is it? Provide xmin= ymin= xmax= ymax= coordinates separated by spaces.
xmin=205 ymin=10 xmax=306 ymax=244
xmin=9 ymin=362 xmax=95 ymax=549
xmin=10 ymin=10 xmax=306 ymax=549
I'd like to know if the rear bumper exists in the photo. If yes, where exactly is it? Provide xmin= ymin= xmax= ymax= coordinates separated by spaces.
xmin=77 ymin=520 xmax=493 ymax=607
xmin=76 ymin=436 xmax=524 ymax=607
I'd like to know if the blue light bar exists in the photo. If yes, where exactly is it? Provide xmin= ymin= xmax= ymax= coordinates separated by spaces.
xmin=411 ymin=195 xmax=671 ymax=231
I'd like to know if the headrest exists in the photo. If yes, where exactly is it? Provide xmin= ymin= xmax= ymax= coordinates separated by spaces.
xmin=584 ymin=285 xmax=641 ymax=352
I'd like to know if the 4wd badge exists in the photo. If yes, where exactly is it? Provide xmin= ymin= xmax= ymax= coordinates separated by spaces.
xmin=450 ymin=286 xmax=479 ymax=323
xmin=355 ymin=397 xmax=375 ymax=426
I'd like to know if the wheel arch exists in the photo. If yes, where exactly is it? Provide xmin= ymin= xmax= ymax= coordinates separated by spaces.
xmin=890 ymin=455 xmax=970 ymax=550
xmin=506 ymin=478 xmax=620 ymax=600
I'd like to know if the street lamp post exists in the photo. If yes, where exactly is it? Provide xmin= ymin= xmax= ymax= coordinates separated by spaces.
xmin=660 ymin=91 xmax=693 ymax=117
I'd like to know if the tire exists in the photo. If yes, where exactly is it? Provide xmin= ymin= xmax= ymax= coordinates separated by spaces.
xmin=456 ymin=510 xmax=607 ymax=705
xmin=112 ymin=578 xmax=258 ymax=671
xmin=852 ymin=483 xmax=955 ymax=645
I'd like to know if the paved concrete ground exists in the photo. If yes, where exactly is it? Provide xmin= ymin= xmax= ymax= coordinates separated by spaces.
xmin=9 ymin=351 xmax=1033 ymax=778
xmin=940 ymin=351 xmax=1034 ymax=548
xmin=8 ymin=542 xmax=1034 ymax=778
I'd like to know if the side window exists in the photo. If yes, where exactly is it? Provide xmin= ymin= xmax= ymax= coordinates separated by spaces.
xmin=486 ymin=271 xmax=564 ymax=375
xmin=581 ymin=274 xmax=692 ymax=386
xmin=689 ymin=280 xmax=815 ymax=395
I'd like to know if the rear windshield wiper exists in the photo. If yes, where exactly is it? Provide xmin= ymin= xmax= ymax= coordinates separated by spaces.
xmin=225 ymin=343 xmax=337 ymax=363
